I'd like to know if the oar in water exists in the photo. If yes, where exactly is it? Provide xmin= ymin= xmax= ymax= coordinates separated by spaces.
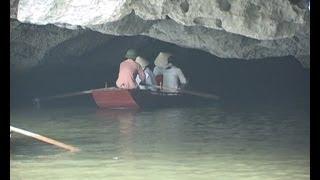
xmin=10 ymin=126 xmax=80 ymax=152
xmin=177 ymin=88 xmax=219 ymax=100
xmin=142 ymin=84 xmax=220 ymax=100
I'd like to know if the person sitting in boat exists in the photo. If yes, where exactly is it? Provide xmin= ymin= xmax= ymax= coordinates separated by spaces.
xmin=135 ymin=56 xmax=157 ymax=91
xmin=155 ymin=52 xmax=188 ymax=92
xmin=116 ymin=49 xmax=146 ymax=89
xmin=153 ymin=52 xmax=173 ymax=86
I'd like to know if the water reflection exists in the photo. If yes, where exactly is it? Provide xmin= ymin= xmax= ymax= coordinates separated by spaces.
xmin=95 ymin=109 xmax=138 ymax=160
xmin=95 ymin=109 xmax=138 ymax=134
xmin=10 ymin=106 xmax=309 ymax=180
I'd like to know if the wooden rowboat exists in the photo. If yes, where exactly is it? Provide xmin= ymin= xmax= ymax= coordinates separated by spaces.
xmin=35 ymin=86 xmax=218 ymax=109
xmin=91 ymin=87 xmax=204 ymax=109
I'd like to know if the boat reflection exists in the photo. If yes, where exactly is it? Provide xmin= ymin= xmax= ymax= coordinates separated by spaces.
xmin=95 ymin=109 xmax=139 ymax=160
xmin=95 ymin=109 xmax=138 ymax=133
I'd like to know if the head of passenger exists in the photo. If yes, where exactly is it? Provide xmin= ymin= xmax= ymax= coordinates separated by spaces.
xmin=124 ymin=49 xmax=138 ymax=60
xmin=135 ymin=56 xmax=150 ymax=70
xmin=154 ymin=52 xmax=173 ymax=69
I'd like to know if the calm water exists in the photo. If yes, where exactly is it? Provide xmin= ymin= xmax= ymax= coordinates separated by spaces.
xmin=10 ymin=104 xmax=309 ymax=180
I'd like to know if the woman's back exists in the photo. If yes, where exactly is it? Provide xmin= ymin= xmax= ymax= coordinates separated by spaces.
xmin=163 ymin=66 xmax=187 ymax=91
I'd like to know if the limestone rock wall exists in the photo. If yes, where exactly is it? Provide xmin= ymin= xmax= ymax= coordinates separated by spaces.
xmin=10 ymin=0 xmax=310 ymax=70
xmin=16 ymin=0 xmax=308 ymax=40
xmin=10 ymin=19 xmax=83 ymax=71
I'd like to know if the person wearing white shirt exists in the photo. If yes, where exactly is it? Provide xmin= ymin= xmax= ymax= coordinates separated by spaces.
xmin=153 ymin=52 xmax=187 ymax=92
xmin=135 ymin=56 xmax=157 ymax=91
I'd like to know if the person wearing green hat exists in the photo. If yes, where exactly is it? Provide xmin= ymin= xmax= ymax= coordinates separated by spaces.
xmin=116 ymin=49 xmax=146 ymax=89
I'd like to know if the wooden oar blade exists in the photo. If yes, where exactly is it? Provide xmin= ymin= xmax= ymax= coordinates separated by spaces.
xmin=180 ymin=89 xmax=220 ymax=100
xmin=10 ymin=126 xmax=80 ymax=153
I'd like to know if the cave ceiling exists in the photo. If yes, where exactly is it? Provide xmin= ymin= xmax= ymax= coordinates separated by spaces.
xmin=10 ymin=0 xmax=310 ymax=72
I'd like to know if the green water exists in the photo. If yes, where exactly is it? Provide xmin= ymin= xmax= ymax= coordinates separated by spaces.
xmin=10 ymin=105 xmax=309 ymax=180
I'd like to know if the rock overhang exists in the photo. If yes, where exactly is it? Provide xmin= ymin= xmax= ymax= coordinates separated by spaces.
xmin=10 ymin=0 xmax=310 ymax=71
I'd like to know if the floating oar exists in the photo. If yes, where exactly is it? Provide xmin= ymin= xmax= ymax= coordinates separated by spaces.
xmin=10 ymin=126 xmax=80 ymax=153
xmin=142 ymin=84 xmax=220 ymax=100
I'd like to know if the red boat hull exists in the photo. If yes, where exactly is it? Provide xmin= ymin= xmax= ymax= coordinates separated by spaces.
xmin=92 ymin=88 xmax=139 ymax=109
xmin=91 ymin=88 xmax=211 ymax=109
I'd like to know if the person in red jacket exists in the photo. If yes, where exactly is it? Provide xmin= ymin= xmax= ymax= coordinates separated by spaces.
xmin=116 ymin=49 xmax=146 ymax=89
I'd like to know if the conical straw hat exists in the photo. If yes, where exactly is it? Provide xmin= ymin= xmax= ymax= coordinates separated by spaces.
xmin=154 ymin=52 xmax=172 ymax=68
xmin=135 ymin=56 xmax=149 ymax=68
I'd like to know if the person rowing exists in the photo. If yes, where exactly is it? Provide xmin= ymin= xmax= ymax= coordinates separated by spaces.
xmin=116 ymin=49 xmax=146 ymax=89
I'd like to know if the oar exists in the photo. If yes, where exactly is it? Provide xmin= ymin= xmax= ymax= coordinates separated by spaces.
xmin=33 ymin=87 xmax=109 ymax=107
xmin=142 ymin=84 xmax=220 ymax=100
xmin=10 ymin=126 xmax=80 ymax=152
xmin=35 ymin=87 xmax=108 ymax=102
xmin=178 ymin=89 xmax=219 ymax=100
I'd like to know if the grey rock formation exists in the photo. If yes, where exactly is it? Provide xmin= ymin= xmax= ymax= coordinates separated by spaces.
xmin=10 ymin=19 xmax=117 ymax=72
xmin=10 ymin=19 xmax=85 ymax=71
xmin=10 ymin=0 xmax=19 ymax=19
xmin=10 ymin=0 xmax=310 ymax=70
xmin=16 ymin=0 xmax=308 ymax=40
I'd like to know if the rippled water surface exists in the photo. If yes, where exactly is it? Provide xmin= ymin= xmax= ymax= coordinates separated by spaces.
xmin=10 ymin=104 xmax=309 ymax=180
